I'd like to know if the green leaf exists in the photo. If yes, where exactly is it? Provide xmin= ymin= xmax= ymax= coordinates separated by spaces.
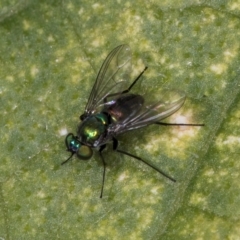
xmin=1 ymin=1 xmax=240 ymax=239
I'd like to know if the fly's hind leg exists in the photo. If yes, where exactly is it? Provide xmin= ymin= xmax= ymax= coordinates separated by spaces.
xmin=103 ymin=66 xmax=148 ymax=103
xmin=112 ymin=137 xmax=176 ymax=182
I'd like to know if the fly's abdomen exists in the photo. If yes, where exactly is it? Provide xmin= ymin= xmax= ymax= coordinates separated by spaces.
xmin=107 ymin=94 xmax=144 ymax=123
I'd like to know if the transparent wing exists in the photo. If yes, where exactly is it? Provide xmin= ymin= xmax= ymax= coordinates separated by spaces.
xmin=84 ymin=45 xmax=131 ymax=117
xmin=114 ymin=90 xmax=186 ymax=134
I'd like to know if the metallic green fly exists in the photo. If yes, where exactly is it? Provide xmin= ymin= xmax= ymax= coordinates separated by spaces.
xmin=62 ymin=45 xmax=203 ymax=198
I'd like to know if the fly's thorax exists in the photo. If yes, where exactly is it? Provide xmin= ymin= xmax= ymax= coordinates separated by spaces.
xmin=77 ymin=113 xmax=109 ymax=146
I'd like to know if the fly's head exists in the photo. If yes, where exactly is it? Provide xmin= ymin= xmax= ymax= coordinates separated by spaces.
xmin=65 ymin=133 xmax=93 ymax=161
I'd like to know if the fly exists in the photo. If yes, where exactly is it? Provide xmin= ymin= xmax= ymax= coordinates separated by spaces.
xmin=62 ymin=45 xmax=204 ymax=198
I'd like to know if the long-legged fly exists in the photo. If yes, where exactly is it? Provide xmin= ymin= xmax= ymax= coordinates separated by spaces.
xmin=62 ymin=45 xmax=204 ymax=198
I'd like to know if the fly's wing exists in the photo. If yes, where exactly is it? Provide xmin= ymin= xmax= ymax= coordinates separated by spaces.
xmin=114 ymin=90 xmax=186 ymax=134
xmin=83 ymin=45 xmax=131 ymax=117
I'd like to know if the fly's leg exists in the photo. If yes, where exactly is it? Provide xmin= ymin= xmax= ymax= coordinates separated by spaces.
xmin=112 ymin=138 xmax=176 ymax=182
xmin=155 ymin=122 xmax=204 ymax=127
xmin=80 ymin=67 xmax=148 ymax=121
xmin=61 ymin=153 xmax=74 ymax=165
xmin=99 ymin=144 xmax=107 ymax=198
xmin=121 ymin=66 xmax=148 ymax=94
xmin=103 ymin=66 xmax=148 ymax=103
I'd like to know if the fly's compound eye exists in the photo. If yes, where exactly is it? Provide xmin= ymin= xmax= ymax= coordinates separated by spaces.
xmin=65 ymin=133 xmax=93 ymax=160
xmin=77 ymin=145 xmax=93 ymax=160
